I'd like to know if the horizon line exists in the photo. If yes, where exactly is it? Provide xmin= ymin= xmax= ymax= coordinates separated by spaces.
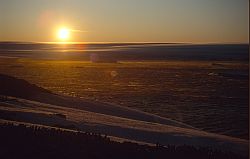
xmin=0 ymin=41 xmax=248 ymax=45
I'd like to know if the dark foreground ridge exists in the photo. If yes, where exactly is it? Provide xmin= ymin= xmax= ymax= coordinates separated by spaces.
xmin=0 ymin=122 xmax=246 ymax=159
xmin=0 ymin=73 xmax=51 ymax=99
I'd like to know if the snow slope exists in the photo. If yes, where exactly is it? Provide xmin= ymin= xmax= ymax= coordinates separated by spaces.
xmin=0 ymin=96 xmax=248 ymax=155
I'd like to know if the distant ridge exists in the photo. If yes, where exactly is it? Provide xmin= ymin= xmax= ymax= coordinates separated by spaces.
xmin=0 ymin=42 xmax=248 ymax=61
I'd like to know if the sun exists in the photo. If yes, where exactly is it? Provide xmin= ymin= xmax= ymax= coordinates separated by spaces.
xmin=58 ymin=28 xmax=70 ymax=40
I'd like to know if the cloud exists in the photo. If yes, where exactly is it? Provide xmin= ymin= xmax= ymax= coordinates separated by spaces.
xmin=70 ymin=29 xmax=89 ymax=33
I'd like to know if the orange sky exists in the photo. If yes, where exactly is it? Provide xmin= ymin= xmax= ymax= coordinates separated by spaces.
xmin=0 ymin=0 xmax=249 ymax=43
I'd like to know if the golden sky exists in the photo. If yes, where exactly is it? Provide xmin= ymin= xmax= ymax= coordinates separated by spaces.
xmin=0 ymin=0 xmax=249 ymax=43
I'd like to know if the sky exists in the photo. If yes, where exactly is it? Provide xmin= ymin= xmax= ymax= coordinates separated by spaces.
xmin=0 ymin=0 xmax=249 ymax=43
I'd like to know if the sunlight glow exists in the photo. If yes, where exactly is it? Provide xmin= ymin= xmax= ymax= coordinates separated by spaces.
xmin=58 ymin=28 xmax=70 ymax=40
